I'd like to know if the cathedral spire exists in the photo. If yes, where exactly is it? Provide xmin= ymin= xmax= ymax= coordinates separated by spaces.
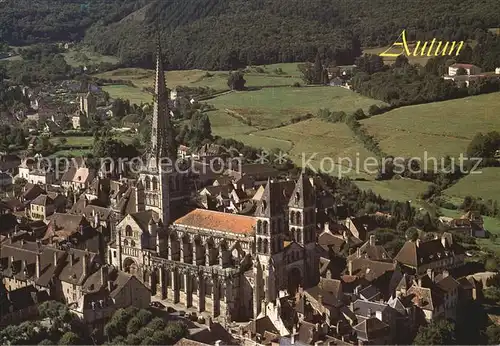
xmin=149 ymin=34 xmax=176 ymax=168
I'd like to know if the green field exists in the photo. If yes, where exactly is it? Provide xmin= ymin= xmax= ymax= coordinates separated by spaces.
xmin=355 ymin=178 xmax=433 ymax=203
xmin=231 ymin=118 xmax=376 ymax=178
xmin=362 ymin=92 xmax=500 ymax=159
xmin=209 ymin=86 xmax=386 ymax=129
xmin=101 ymin=85 xmax=153 ymax=105
xmin=94 ymin=63 xmax=303 ymax=97
xmin=49 ymin=136 xmax=95 ymax=146
xmin=443 ymin=168 xmax=500 ymax=205
xmin=63 ymin=47 xmax=120 ymax=67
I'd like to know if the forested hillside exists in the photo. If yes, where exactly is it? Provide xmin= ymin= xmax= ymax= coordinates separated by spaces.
xmin=1 ymin=0 xmax=500 ymax=70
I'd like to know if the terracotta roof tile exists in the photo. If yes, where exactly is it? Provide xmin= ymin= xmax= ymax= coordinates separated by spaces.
xmin=174 ymin=209 xmax=256 ymax=235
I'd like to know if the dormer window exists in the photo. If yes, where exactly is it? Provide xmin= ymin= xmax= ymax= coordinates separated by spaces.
xmin=295 ymin=192 xmax=300 ymax=203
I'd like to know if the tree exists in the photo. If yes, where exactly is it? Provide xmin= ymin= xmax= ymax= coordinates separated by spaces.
xmin=394 ymin=54 xmax=409 ymax=68
xmin=227 ymin=71 xmax=246 ymax=90
xmin=165 ymin=321 xmax=189 ymax=344
xmin=313 ymin=51 xmax=323 ymax=83
xmin=298 ymin=63 xmax=316 ymax=84
xmin=136 ymin=309 xmax=153 ymax=326
xmin=406 ymin=227 xmax=419 ymax=241
xmin=59 ymin=332 xmax=80 ymax=345
xmin=397 ymin=220 xmax=409 ymax=233
xmin=486 ymin=324 xmax=500 ymax=345
xmin=414 ymin=319 xmax=455 ymax=345
xmin=485 ymin=257 xmax=498 ymax=272
xmin=368 ymin=104 xmax=381 ymax=116
xmin=126 ymin=317 xmax=142 ymax=335
xmin=147 ymin=317 xmax=166 ymax=330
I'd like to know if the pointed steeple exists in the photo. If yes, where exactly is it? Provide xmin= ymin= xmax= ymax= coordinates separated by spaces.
xmin=149 ymin=35 xmax=176 ymax=168
xmin=288 ymin=173 xmax=315 ymax=208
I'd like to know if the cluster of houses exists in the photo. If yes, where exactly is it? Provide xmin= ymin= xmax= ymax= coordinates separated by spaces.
xmin=0 ymin=145 xmax=490 ymax=345
xmin=443 ymin=63 xmax=500 ymax=86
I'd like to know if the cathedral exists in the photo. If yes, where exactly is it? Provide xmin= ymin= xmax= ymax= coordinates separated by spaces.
xmin=108 ymin=41 xmax=322 ymax=324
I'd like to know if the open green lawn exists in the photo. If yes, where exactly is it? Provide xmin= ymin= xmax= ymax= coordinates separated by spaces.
xmin=101 ymin=85 xmax=153 ymax=105
xmin=63 ymin=47 xmax=120 ymax=67
xmin=362 ymin=92 xmax=500 ymax=159
xmin=94 ymin=63 xmax=303 ymax=97
xmin=355 ymin=178 xmax=433 ymax=203
xmin=233 ymin=118 xmax=376 ymax=178
xmin=49 ymin=136 xmax=95 ymax=146
xmin=443 ymin=168 xmax=500 ymax=205
xmin=210 ymin=86 xmax=386 ymax=129
xmin=50 ymin=149 xmax=92 ymax=157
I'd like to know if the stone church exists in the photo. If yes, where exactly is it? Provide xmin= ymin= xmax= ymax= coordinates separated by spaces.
xmin=107 ymin=41 xmax=322 ymax=324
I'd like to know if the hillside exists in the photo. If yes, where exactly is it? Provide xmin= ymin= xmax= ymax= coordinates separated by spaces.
xmin=361 ymin=92 xmax=500 ymax=159
xmin=82 ymin=0 xmax=500 ymax=69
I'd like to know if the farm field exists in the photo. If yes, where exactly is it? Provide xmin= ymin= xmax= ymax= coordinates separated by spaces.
xmin=443 ymin=168 xmax=500 ymax=205
xmin=355 ymin=178 xmax=433 ymax=203
xmin=238 ymin=118 xmax=376 ymax=178
xmin=63 ymin=47 xmax=120 ymax=67
xmin=362 ymin=92 xmax=500 ymax=159
xmin=94 ymin=63 xmax=303 ymax=98
xmin=49 ymin=136 xmax=95 ymax=146
xmin=209 ymin=86 xmax=386 ymax=129
xmin=101 ymin=85 xmax=153 ymax=105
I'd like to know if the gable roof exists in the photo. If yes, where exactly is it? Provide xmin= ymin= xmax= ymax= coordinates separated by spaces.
xmin=395 ymin=235 xmax=465 ymax=268
xmin=31 ymin=194 xmax=53 ymax=206
xmin=174 ymin=209 xmax=256 ymax=235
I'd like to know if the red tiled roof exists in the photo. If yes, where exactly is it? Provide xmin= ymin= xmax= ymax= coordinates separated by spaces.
xmin=174 ymin=209 xmax=256 ymax=235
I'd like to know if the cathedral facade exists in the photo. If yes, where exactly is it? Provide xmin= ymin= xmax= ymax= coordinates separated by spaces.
xmin=108 ymin=42 xmax=321 ymax=324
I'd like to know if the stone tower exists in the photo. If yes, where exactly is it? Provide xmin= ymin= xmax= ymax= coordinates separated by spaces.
xmin=288 ymin=173 xmax=318 ymax=283
xmin=138 ymin=39 xmax=176 ymax=225
xmin=253 ymin=179 xmax=285 ymax=317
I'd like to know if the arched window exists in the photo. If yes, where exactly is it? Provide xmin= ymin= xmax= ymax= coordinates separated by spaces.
xmin=152 ymin=177 xmax=158 ymax=190
xmin=263 ymin=221 xmax=269 ymax=235
xmin=291 ymin=228 xmax=296 ymax=241
xmin=145 ymin=176 xmax=151 ymax=190
xmin=257 ymin=220 xmax=262 ymax=234
xmin=257 ymin=238 xmax=263 ymax=253
xmin=123 ymin=239 xmax=129 ymax=246
xmin=125 ymin=225 xmax=133 ymax=237
xmin=295 ymin=192 xmax=300 ymax=203
xmin=263 ymin=239 xmax=269 ymax=254
xmin=297 ymin=231 xmax=302 ymax=243
xmin=296 ymin=212 xmax=302 ymax=225
xmin=131 ymin=240 xmax=136 ymax=247
xmin=290 ymin=211 xmax=295 ymax=225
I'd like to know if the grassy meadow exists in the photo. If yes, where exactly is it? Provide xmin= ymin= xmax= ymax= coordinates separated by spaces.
xmin=361 ymin=92 xmax=500 ymax=159
xmin=355 ymin=178 xmax=433 ymax=203
xmin=209 ymin=86 xmax=387 ymax=129
xmin=443 ymin=168 xmax=500 ymax=205
xmin=63 ymin=47 xmax=120 ymax=67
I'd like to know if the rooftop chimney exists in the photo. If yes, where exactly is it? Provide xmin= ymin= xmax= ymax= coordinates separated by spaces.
xmin=83 ymin=252 xmax=89 ymax=278
xmin=348 ymin=260 xmax=353 ymax=276
xmin=53 ymin=252 xmax=58 ymax=266
xmin=36 ymin=253 xmax=41 ymax=278
xmin=317 ymin=294 xmax=323 ymax=306
xmin=69 ymin=253 xmax=74 ymax=266
xmin=101 ymin=265 xmax=108 ymax=287
xmin=416 ymin=239 xmax=420 ymax=247
xmin=369 ymin=235 xmax=375 ymax=247
xmin=367 ymin=308 xmax=372 ymax=318
xmin=356 ymin=247 xmax=361 ymax=258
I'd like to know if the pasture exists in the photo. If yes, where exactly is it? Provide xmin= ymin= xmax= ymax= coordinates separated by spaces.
xmin=238 ymin=118 xmax=377 ymax=178
xmin=443 ymin=168 xmax=500 ymax=205
xmin=362 ymin=92 xmax=500 ymax=159
xmin=355 ymin=178 xmax=433 ymax=203
xmin=209 ymin=86 xmax=386 ymax=129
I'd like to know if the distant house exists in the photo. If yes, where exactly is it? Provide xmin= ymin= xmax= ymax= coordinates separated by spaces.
xmin=448 ymin=63 xmax=482 ymax=76
xmin=330 ymin=77 xmax=344 ymax=87
xmin=394 ymin=233 xmax=465 ymax=275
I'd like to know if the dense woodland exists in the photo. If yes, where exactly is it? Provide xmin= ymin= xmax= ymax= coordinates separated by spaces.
xmin=2 ymin=0 xmax=500 ymax=69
